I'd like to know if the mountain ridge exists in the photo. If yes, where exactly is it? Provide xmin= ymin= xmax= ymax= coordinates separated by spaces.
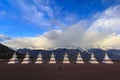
xmin=0 ymin=43 xmax=120 ymax=60
xmin=0 ymin=43 xmax=24 ymax=59
xmin=17 ymin=48 xmax=120 ymax=60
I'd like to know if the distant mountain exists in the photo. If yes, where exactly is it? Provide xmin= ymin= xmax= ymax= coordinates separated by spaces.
xmin=17 ymin=48 xmax=120 ymax=60
xmin=0 ymin=43 xmax=24 ymax=59
xmin=1 ymin=42 xmax=120 ymax=60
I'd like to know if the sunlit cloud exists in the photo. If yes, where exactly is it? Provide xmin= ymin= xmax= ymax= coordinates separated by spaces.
xmin=1 ymin=2 xmax=120 ymax=50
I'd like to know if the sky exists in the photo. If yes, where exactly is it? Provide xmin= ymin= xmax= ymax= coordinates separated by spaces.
xmin=0 ymin=0 xmax=120 ymax=50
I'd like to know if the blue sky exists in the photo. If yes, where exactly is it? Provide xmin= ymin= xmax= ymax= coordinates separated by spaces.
xmin=0 ymin=0 xmax=120 ymax=49
xmin=0 ymin=0 xmax=119 ymax=37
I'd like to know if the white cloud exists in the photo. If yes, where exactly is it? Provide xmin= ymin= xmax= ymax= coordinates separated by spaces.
xmin=89 ymin=5 xmax=120 ymax=33
xmin=95 ymin=34 xmax=120 ymax=49
xmin=15 ymin=0 xmax=58 ymax=28
xmin=0 ymin=34 xmax=11 ymax=41
xmin=4 ymin=36 xmax=55 ymax=49
xmin=7 ymin=0 xmax=77 ymax=30
xmin=86 ymin=5 xmax=120 ymax=49
xmin=17 ymin=0 xmax=51 ymax=27
xmin=3 ymin=4 xmax=120 ymax=50
xmin=13 ymin=0 xmax=72 ymax=30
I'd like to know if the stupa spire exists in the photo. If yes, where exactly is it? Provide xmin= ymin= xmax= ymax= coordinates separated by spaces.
xmin=49 ymin=52 xmax=56 ymax=64
xmin=102 ymin=52 xmax=114 ymax=64
xmin=35 ymin=52 xmax=43 ymax=64
xmin=21 ymin=52 xmax=31 ymax=64
xmin=76 ymin=52 xmax=84 ymax=64
xmin=8 ymin=52 xmax=19 ymax=64
xmin=63 ymin=52 xmax=70 ymax=64
xmin=89 ymin=53 xmax=99 ymax=64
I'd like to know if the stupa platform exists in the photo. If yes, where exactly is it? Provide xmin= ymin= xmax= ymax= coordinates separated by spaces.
xmin=21 ymin=61 xmax=31 ymax=64
xmin=63 ymin=60 xmax=70 ymax=64
xmin=8 ymin=61 xmax=19 ymax=64
xmin=76 ymin=61 xmax=84 ymax=64
xmin=102 ymin=60 xmax=114 ymax=64
xmin=89 ymin=60 xmax=99 ymax=64
xmin=48 ymin=61 xmax=56 ymax=64
xmin=35 ymin=60 xmax=43 ymax=64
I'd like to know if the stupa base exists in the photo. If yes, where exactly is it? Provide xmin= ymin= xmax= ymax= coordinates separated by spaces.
xmin=102 ymin=61 xmax=114 ymax=64
xmin=35 ymin=61 xmax=43 ymax=64
xmin=8 ymin=61 xmax=19 ymax=64
xmin=21 ymin=61 xmax=31 ymax=64
xmin=63 ymin=61 xmax=70 ymax=64
xmin=76 ymin=61 xmax=84 ymax=64
xmin=49 ymin=61 xmax=56 ymax=64
xmin=89 ymin=61 xmax=99 ymax=64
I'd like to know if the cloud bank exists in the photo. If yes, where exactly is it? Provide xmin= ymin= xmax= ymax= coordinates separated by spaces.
xmin=3 ymin=4 xmax=120 ymax=50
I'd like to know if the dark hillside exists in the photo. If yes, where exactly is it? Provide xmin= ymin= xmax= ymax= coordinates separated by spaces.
xmin=0 ymin=43 xmax=24 ymax=59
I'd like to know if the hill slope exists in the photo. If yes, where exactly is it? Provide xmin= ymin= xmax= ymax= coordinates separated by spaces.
xmin=0 ymin=43 xmax=24 ymax=59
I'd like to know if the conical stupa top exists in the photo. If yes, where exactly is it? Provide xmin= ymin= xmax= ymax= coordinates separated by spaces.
xmin=90 ymin=53 xmax=97 ymax=60
xmin=37 ymin=52 xmax=42 ymax=58
xmin=91 ymin=53 xmax=95 ymax=58
xmin=76 ymin=52 xmax=83 ymax=61
xmin=13 ymin=52 xmax=17 ymax=58
xmin=25 ymin=52 xmax=30 ymax=58
xmin=91 ymin=53 xmax=95 ymax=57
xmin=104 ymin=52 xmax=111 ymax=60
xmin=77 ymin=52 xmax=81 ymax=57
xmin=51 ymin=52 xmax=55 ymax=58
xmin=64 ymin=52 xmax=68 ymax=57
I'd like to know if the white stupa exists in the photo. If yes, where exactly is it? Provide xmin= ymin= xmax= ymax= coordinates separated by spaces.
xmin=35 ymin=53 xmax=43 ymax=64
xmin=21 ymin=52 xmax=31 ymax=64
xmin=63 ymin=52 xmax=70 ymax=64
xmin=8 ymin=52 xmax=19 ymax=64
xmin=49 ymin=52 xmax=56 ymax=64
xmin=102 ymin=52 xmax=114 ymax=64
xmin=76 ymin=52 xmax=84 ymax=64
xmin=89 ymin=53 xmax=99 ymax=64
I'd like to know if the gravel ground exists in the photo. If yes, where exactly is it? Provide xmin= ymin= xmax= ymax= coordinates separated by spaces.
xmin=0 ymin=60 xmax=120 ymax=80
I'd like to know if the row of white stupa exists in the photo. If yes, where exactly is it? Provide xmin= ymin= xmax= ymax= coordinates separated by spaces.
xmin=8 ymin=52 xmax=114 ymax=64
